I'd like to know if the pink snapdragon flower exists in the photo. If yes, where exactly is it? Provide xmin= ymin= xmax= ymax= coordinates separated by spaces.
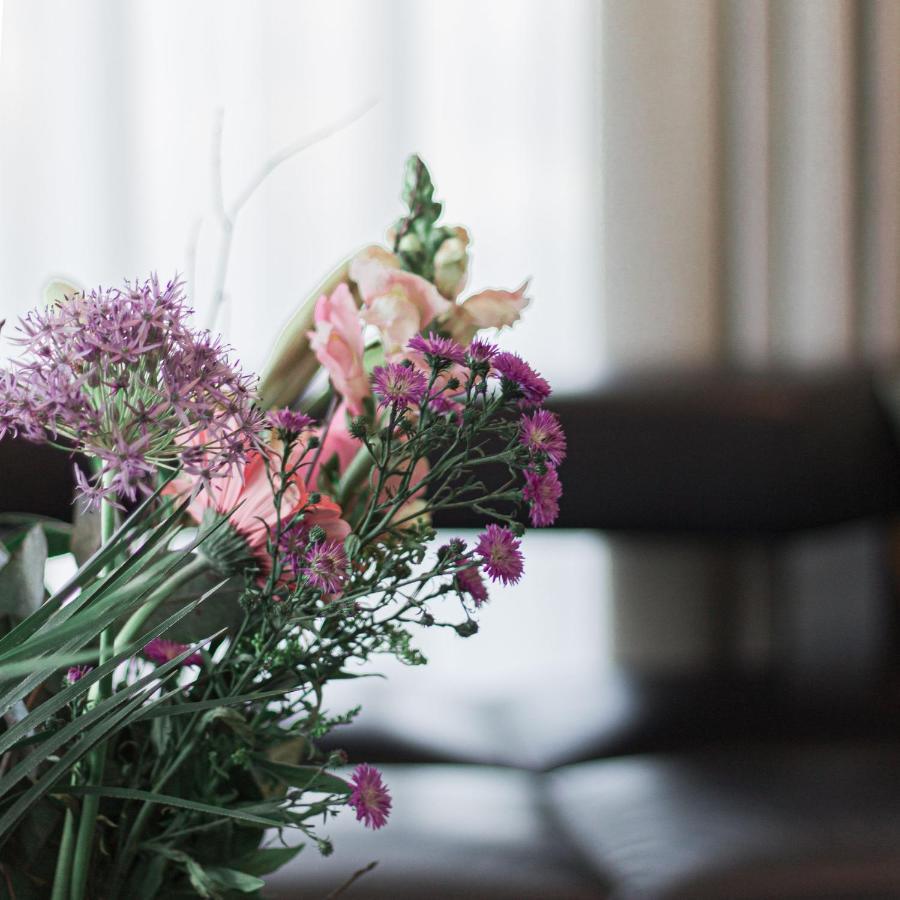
xmin=308 ymin=283 xmax=371 ymax=416
xmin=348 ymin=764 xmax=392 ymax=829
xmin=442 ymin=281 xmax=531 ymax=345
xmin=350 ymin=247 xmax=450 ymax=358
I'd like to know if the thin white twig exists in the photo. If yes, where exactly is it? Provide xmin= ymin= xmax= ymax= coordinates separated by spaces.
xmin=228 ymin=97 xmax=378 ymax=220
xmin=203 ymin=98 xmax=378 ymax=332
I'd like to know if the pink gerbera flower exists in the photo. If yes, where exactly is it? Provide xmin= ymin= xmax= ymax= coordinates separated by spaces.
xmin=143 ymin=638 xmax=203 ymax=667
xmin=348 ymin=764 xmax=392 ymax=829
xmin=522 ymin=468 xmax=562 ymax=527
xmin=475 ymin=524 xmax=524 ymax=585
xmin=519 ymin=409 xmax=567 ymax=466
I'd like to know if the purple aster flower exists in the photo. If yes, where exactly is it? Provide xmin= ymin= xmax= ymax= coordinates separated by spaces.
xmin=522 ymin=467 xmax=562 ymax=527
xmin=372 ymin=363 xmax=428 ymax=411
xmin=300 ymin=539 xmax=349 ymax=596
xmin=348 ymin=764 xmax=392 ymax=830
xmin=519 ymin=409 xmax=567 ymax=466
xmin=0 ymin=276 xmax=262 ymax=508
xmin=492 ymin=352 xmax=551 ymax=407
xmin=407 ymin=333 xmax=466 ymax=366
xmin=267 ymin=408 xmax=315 ymax=440
xmin=65 ymin=665 xmax=93 ymax=685
xmin=143 ymin=638 xmax=203 ymax=667
xmin=466 ymin=339 xmax=499 ymax=365
xmin=456 ymin=563 xmax=489 ymax=606
xmin=475 ymin=524 xmax=525 ymax=585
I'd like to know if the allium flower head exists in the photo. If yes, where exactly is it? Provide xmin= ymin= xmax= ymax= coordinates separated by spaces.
xmin=372 ymin=363 xmax=428 ymax=411
xmin=522 ymin=467 xmax=562 ymax=527
xmin=299 ymin=539 xmax=349 ymax=596
xmin=65 ymin=665 xmax=93 ymax=685
xmin=0 ymin=276 xmax=262 ymax=507
xmin=519 ymin=409 xmax=567 ymax=466
xmin=475 ymin=524 xmax=525 ymax=585
xmin=492 ymin=352 xmax=551 ymax=407
xmin=267 ymin=409 xmax=314 ymax=441
xmin=348 ymin=764 xmax=392 ymax=830
xmin=407 ymin=333 xmax=466 ymax=366
xmin=143 ymin=638 xmax=203 ymax=667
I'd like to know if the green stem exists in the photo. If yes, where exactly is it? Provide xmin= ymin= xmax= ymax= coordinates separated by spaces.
xmin=69 ymin=486 xmax=117 ymax=900
xmin=112 ymin=555 xmax=210 ymax=655
xmin=50 ymin=809 xmax=76 ymax=900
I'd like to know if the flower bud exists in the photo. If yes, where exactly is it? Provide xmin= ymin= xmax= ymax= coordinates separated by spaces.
xmin=433 ymin=227 xmax=470 ymax=300
xmin=397 ymin=232 xmax=423 ymax=257
xmin=455 ymin=619 xmax=479 ymax=638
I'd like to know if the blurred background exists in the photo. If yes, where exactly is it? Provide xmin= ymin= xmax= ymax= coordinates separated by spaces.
xmin=3 ymin=1 xmax=900 ymax=897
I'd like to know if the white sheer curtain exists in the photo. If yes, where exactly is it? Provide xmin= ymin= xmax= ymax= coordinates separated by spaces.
xmin=0 ymin=0 xmax=601 ymax=394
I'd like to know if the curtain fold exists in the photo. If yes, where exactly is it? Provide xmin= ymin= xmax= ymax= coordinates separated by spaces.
xmin=601 ymin=0 xmax=900 ymax=675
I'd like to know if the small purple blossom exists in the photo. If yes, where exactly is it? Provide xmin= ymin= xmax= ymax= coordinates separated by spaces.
xmin=407 ymin=333 xmax=466 ymax=366
xmin=466 ymin=339 xmax=499 ymax=365
xmin=372 ymin=363 xmax=428 ymax=411
xmin=267 ymin=408 xmax=314 ymax=439
xmin=0 ymin=276 xmax=262 ymax=508
xmin=475 ymin=524 xmax=525 ymax=585
xmin=143 ymin=638 xmax=203 ymax=667
xmin=65 ymin=665 xmax=93 ymax=685
xmin=520 ymin=409 xmax=567 ymax=466
xmin=300 ymin=539 xmax=349 ymax=596
xmin=456 ymin=563 xmax=489 ymax=606
xmin=492 ymin=352 xmax=551 ymax=407
xmin=348 ymin=764 xmax=392 ymax=830
xmin=522 ymin=468 xmax=562 ymax=527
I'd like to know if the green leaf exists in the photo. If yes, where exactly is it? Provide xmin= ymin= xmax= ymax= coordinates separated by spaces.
xmin=0 ymin=650 xmax=97 ymax=682
xmin=0 ymin=514 xmax=72 ymax=558
xmin=233 ymin=844 xmax=303 ymax=877
xmin=0 ymin=525 xmax=47 ymax=618
xmin=65 ymin=787 xmax=285 ymax=829
xmin=252 ymin=758 xmax=351 ymax=796
xmin=202 ymin=866 xmax=265 ymax=894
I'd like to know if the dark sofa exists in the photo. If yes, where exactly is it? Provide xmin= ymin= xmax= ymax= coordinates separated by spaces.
xmin=5 ymin=368 xmax=900 ymax=899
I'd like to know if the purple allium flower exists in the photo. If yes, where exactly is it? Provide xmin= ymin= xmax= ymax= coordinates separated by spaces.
xmin=466 ymin=339 xmax=499 ymax=366
xmin=407 ymin=333 xmax=466 ymax=366
xmin=143 ymin=638 xmax=203 ymax=667
xmin=348 ymin=764 xmax=392 ymax=830
xmin=492 ymin=352 xmax=551 ymax=407
xmin=267 ymin=408 xmax=314 ymax=440
xmin=0 ymin=276 xmax=262 ymax=508
xmin=372 ymin=363 xmax=428 ymax=411
xmin=519 ymin=409 xmax=567 ymax=466
xmin=65 ymin=665 xmax=93 ymax=685
xmin=456 ymin=563 xmax=489 ymax=606
xmin=300 ymin=539 xmax=349 ymax=596
xmin=522 ymin=467 xmax=562 ymax=527
xmin=475 ymin=524 xmax=525 ymax=585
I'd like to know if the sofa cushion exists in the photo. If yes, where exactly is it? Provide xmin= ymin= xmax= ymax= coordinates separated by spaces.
xmin=547 ymin=741 xmax=900 ymax=899
xmin=263 ymin=765 xmax=601 ymax=899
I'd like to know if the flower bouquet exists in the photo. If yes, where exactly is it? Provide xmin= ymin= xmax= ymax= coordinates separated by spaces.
xmin=0 ymin=157 xmax=565 ymax=898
